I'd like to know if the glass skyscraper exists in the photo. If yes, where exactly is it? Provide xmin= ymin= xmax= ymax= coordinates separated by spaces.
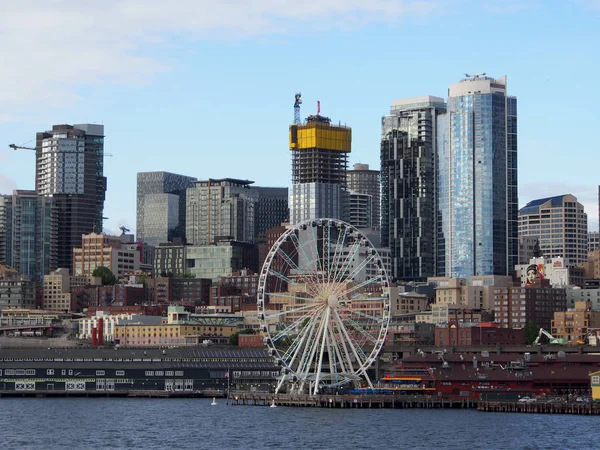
xmin=437 ymin=75 xmax=518 ymax=277
xmin=381 ymin=96 xmax=446 ymax=281
xmin=136 ymin=172 xmax=197 ymax=245
xmin=0 ymin=190 xmax=56 ymax=281
xmin=35 ymin=124 xmax=107 ymax=272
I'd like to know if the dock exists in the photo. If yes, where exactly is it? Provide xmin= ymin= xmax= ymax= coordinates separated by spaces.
xmin=477 ymin=401 xmax=600 ymax=415
xmin=230 ymin=393 xmax=475 ymax=409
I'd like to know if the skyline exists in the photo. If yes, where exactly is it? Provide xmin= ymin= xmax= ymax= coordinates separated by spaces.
xmin=1 ymin=1 xmax=599 ymax=234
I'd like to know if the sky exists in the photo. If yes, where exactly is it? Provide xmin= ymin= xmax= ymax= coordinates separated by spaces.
xmin=0 ymin=0 xmax=599 ymax=235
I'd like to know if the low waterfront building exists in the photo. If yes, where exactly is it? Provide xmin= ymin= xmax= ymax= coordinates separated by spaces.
xmin=113 ymin=306 xmax=243 ymax=346
xmin=0 ymin=347 xmax=278 ymax=394
xmin=435 ymin=323 xmax=524 ymax=347
xmin=551 ymin=301 xmax=600 ymax=344
xmin=592 ymin=370 xmax=600 ymax=400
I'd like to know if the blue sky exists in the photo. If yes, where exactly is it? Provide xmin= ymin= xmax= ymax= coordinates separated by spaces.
xmin=1 ymin=0 xmax=599 ymax=234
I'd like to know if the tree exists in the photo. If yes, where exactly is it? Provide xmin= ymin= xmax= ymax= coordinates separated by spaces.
xmin=92 ymin=266 xmax=117 ymax=286
xmin=524 ymin=321 xmax=538 ymax=345
xmin=229 ymin=328 xmax=256 ymax=346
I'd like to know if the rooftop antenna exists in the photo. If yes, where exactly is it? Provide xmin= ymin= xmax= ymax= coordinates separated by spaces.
xmin=317 ymin=100 xmax=321 ymax=116
xmin=464 ymin=72 xmax=486 ymax=78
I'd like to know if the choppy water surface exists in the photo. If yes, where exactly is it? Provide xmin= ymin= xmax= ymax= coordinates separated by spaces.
xmin=0 ymin=398 xmax=595 ymax=449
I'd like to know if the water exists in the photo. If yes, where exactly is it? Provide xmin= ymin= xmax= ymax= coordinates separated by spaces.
xmin=0 ymin=398 xmax=596 ymax=449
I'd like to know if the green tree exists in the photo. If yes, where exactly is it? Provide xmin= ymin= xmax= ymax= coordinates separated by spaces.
xmin=229 ymin=328 xmax=256 ymax=346
xmin=524 ymin=321 xmax=538 ymax=345
xmin=92 ymin=266 xmax=117 ymax=286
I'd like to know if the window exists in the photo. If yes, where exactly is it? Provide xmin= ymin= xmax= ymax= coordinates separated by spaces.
xmin=175 ymin=371 xmax=184 ymax=377
xmin=145 ymin=371 xmax=154 ymax=376
xmin=116 ymin=370 xmax=125 ymax=376
xmin=165 ymin=371 xmax=174 ymax=377
xmin=96 ymin=370 xmax=105 ymax=376
xmin=25 ymin=369 xmax=35 ymax=376
xmin=593 ymin=375 xmax=600 ymax=385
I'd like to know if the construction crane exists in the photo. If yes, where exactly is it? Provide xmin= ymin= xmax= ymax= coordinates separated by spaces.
xmin=9 ymin=143 xmax=36 ymax=151
xmin=533 ymin=328 xmax=567 ymax=346
xmin=119 ymin=226 xmax=130 ymax=235
xmin=294 ymin=93 xmax=302 ymax=124
xmin=9 ymin=143 xmax=113 ymax=156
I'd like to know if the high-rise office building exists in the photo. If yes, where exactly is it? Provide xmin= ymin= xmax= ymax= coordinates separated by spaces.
xmin=346 ymin=163 xmax=380 ymax=228
xmin=348 ymin=191 xmax=373 ymax=229
xmin=186 ymin=178 xmax=257 ymax=246
xmin=381 ymin=96 xmax=446 ymax=281
xmin=136 ymin=172 xmax=197 ymax=246
xmin=437 ymin=75 xmax=518 ymax=277
xmin=35 ymin=124 xmax=107 ymax=272
xmin=519 ymin=194 xmax=588 ymax=265
xmin=289 ymin=114 xmax=351 ymax=224
xmin=251 ymin=187 xmax=288 ymax=240
xmin=0 ymin=190 xmax=56 ymax=281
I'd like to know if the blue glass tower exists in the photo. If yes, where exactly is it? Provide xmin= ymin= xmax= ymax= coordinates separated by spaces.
xmin=437 ymin=75 xmax=518 ymax=277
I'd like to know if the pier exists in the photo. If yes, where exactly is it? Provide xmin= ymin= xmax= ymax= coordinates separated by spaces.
xmin=229 ymin=393 xmax=475 ymax=409
xmin=477 ymin=401 xmax=600 ymax=415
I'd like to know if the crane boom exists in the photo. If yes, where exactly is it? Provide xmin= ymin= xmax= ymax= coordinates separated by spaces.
xmin=9 ymin=144 xmax=36 ymax=151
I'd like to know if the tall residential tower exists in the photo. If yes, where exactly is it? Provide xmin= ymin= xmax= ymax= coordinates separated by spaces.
xmin=437 ymin=75 xmax=518 ymax=277
xmin=381 ymin=96 xmax=446 ymax=281
xmin=35 ymin=124 xmax=107 ymax=272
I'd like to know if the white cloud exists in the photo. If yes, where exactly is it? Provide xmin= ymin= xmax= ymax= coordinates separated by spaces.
xmin=0 ymin=0 xmax=442 ymax=117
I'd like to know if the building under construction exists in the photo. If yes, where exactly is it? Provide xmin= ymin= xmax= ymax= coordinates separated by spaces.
xmin=289 ymin=104 xmax=352 ymax=224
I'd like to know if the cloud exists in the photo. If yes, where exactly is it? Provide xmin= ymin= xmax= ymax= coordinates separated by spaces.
xmin=0 ymin=0 xmax=441 ymax=114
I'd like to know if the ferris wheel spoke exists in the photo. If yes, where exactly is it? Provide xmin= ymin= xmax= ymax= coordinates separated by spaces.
xmin=313 ymin=308 xmax=331 ymax=394
xmin=295 ymin=309 xmax=326 ymax=378
xmin=328 ymin=320 xmax=349 ymax=375
xmin=274 ymin=245 xmax=321 ymax=290
xmin=279 ymin=307 xmax=324 ymax=364
xmin=268 ymin=268 xmax=301 ymax=287
xmin=338 ymin=305 xmax=384 ymax=323
xmin=337 ymin=312 xmax=380 ymax=345
xmin=344 ymin=295 xmax=388 ymax=303
xmin=329 ymin=255 xmax=378 ymax=299
xmin=265 ymin=303 xmax=320 ymax=321
xmin=301 ymin=310 xmax=330 ymax=381
xmin=308 ymin=223 xmax=326 ymax=285
xmin=290 ymin=230 xmax=320 ymax=277
xmin=266 ymin=291 xmax=323 ymax=304
xmin=331 ymin=239 xmax=363 ymax=286
xmin=338 ymin=275 xmax=383 ymax=298
xmin=333 ymin=309 xmax=371 ymax=381
xmin=271 ymin=305 xmax=324 ymax=343
xmin=330 ymin=226 xmax=348 ymax=285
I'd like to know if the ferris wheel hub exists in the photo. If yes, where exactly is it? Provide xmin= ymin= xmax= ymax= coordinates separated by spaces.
xmin=327 ymin=294 xmax=339 ymax=309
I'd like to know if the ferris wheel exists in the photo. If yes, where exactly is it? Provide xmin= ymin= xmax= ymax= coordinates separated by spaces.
xmin=257 ymin=219 xmax=391 ymax=395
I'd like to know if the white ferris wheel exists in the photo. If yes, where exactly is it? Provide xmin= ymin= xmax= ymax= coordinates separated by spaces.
xmin=257 ymin=219 xmax=391 ymax=395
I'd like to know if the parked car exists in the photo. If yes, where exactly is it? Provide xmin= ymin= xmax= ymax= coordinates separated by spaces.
xmin=519 ymin=396 xmax=536 ymax=403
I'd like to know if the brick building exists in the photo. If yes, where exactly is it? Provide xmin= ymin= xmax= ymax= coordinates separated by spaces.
xmin=435 ymin=323 xmax=525 ymax=346
xmin=494 ymin=284 xmax=567 ymax=330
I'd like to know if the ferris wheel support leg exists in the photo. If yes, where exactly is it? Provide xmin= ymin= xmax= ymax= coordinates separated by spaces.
xmin=313 ymin=308 xmax=331 ymax=395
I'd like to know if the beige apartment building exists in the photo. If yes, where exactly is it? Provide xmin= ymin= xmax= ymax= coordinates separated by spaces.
xmin=43 ymin=268 xmax=100 ymax=311
xmin=73 ymin=233 xmax=140 ymax=279
xmin=552 ymin=301 xmax=600 ymax=344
